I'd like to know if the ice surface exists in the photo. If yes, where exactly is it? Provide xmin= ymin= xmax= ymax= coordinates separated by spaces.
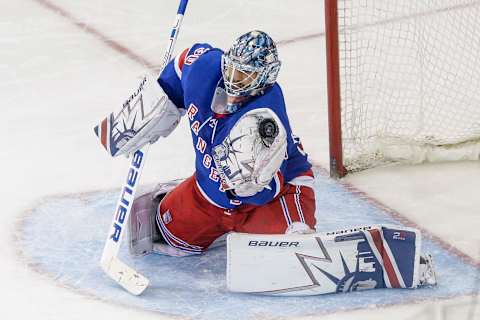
xmin=17 ymin=169 xmax=479 ymax=320
xmin=3 ymin=0 xmax=478 ymax=319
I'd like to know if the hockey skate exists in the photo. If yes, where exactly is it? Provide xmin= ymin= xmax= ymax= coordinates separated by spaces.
xmin=418 ymin=254 xmax=437 ymax=287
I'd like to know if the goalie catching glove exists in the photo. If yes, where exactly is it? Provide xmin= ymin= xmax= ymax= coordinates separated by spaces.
xmin=213 ymin=108 xmax=287 ymax=197
xmin=94 ymin=74 xmax=183 ymax=157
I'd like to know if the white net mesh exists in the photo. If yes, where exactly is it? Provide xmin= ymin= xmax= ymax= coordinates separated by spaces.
xmin=338 ymin=0 xmax=480 ymax=171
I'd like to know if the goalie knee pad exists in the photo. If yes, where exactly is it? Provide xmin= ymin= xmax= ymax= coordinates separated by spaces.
xmin=128 ymin=192 xmax=162 ymax=256
xmin=128 ymin=180 xmax=182 ymax=256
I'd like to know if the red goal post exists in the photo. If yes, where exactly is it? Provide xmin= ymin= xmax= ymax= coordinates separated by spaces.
xmin=325 ymin=0 xmax=345 ymax=178
xmin=325 ymin=0 xmax=480 ymax=178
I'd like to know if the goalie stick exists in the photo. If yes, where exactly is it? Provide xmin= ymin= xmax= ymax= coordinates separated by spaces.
xmin=100 ymin=0 xmax=189 ymax=295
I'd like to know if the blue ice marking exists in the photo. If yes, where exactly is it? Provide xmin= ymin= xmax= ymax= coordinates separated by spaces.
xmin=18 ymin=169 xmax=479 ymax=319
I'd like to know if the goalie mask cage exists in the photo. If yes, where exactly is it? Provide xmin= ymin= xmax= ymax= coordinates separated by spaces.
xmin=325 ymin=0 xmax=480 ymax=178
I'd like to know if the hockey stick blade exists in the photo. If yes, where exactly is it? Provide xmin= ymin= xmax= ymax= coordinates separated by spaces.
xmin=101 ymin=256 xmax=149 ymax=296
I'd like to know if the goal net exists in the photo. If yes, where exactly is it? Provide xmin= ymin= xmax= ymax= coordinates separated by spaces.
xmin=325 ymin=0 xmax=480 ymax=176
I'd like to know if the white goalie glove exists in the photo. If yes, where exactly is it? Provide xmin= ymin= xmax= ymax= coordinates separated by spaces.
xmin=213 ymin=108 xmax=287 ymax=197
xmin=94 ymin=74 xmax=184 ymax=157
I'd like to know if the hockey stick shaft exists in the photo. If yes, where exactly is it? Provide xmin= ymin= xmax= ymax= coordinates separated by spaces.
xmin=100 ymin=0 xmax=189 ymax=295
xmin=101 ymin=148 xmax=149 ymax=259
xmin=160 ymin=0 xmax=189 ymax=75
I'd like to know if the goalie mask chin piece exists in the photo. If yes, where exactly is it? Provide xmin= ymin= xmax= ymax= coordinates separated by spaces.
xmin=211 ymin=86 xmax=250 ymax=115
xmin=224 ymin=102 xmax=242 ymax=114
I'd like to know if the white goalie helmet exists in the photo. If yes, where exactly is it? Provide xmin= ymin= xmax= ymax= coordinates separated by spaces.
xmin=212 ymin=108 xmax=287 ymax=197
xmin=221 ymin=30 xmax=281 ymax=98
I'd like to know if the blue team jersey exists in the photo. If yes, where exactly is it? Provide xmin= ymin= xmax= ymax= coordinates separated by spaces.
xmin=158 ymin=43 xmax=312 ymax=209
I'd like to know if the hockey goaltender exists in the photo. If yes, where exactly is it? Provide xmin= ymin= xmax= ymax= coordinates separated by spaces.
xmin=95 ymin=30 xmax=436 ymax=296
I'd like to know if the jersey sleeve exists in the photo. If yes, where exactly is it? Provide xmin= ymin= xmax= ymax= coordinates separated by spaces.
xmin=157 ymin=43 xmax=214 ymax=110
xmin=157 ymin=47 xmax=189 ymax=109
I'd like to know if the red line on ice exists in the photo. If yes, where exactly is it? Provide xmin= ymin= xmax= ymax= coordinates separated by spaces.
xmin=32 ymin=0 xmax=157 ymax=71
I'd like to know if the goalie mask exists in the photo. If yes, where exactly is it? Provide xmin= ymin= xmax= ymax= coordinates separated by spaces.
xmin=221 ymin=30 xmax=281 ymax=99
xmin=212 ymin=108 xmax=287 ymax=197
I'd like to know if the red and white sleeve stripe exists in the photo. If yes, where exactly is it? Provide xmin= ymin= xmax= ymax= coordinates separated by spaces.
xmin=273 ymin=171 xmax=284 ymax=199
xmin=173 ymin=47 xmax=190 ymax=79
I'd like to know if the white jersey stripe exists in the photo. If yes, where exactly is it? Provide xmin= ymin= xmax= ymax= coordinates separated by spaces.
xmin=273 ymin=171 xmax=282 ymax=199
xmin=156 ymin=214 xmax=202 ymax=254
xmin=156 ymin=208 xmax=203 ymax=250
xmin=173 ymin=52 xmax=183 ymax=79
xmin=157 ymin=213 xmax=203 ymax=250
xmin=155 ymin=209 xmax=203 ymax=252
xmin=294 ymin=185 xmax=305 ymax=223
xmin=279 ymin=196 xmax=292 ymax=226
